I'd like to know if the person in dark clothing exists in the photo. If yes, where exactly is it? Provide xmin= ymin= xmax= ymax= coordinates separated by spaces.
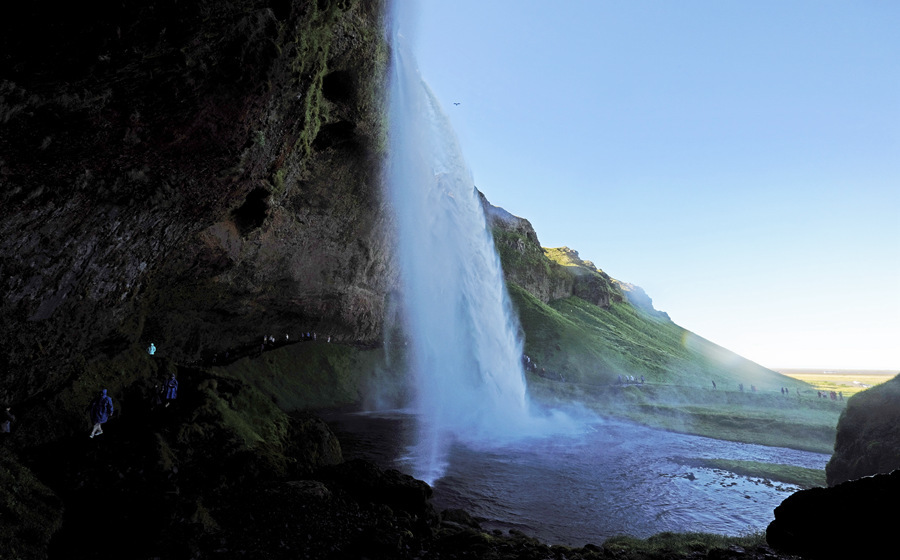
xmin=164 ymin=373 xmax=178 ymax=408
xmin=89 ymin=389 xmax=114 ymax=438
xmin=2 ymin=406 xmax=15 ymax=434
xmin=151 ymin=383 xmax=164 ymax=410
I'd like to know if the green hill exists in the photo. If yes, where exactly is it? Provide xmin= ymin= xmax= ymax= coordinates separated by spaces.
xmin=482 ymin=194 xmax=843 ymax=453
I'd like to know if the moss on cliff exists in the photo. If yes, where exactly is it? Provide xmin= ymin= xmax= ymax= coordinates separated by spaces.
xmin=210 ymin=340 xmax=404 ymax=412
xmin=492 ymin=228 xmax=573 ymax=300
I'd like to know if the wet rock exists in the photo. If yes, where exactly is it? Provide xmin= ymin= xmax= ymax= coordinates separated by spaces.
xmin=318 ymin=458 xmax=436 ymax=525
xmin=441 ymin=508 xmax=481 ymax=529
xmin=283 ymin=480 xmax=332 ymax=500
xmin=287 ymin=414 xmax=343 ymax=475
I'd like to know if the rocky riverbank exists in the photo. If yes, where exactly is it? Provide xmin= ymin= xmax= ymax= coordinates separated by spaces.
xmin=1 ymin=362 xmax=804 ymax=559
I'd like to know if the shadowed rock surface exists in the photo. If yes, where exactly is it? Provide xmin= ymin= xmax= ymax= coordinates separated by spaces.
xmin=825 ymin=373 xmax=900 ymax=485
xmin=767 ymin=469 xmax=900 ymax=559
xmin=1 ymin=0 xmax=392 ymax=414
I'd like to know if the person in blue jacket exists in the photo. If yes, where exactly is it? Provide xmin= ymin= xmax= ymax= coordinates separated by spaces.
xmin=164 ymin=373 xmax=178 ymax=408
xmin=89 ymin=389 xmax=114 ymax=438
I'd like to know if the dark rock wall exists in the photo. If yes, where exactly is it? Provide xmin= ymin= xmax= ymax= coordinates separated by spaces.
xmin=768 ymin=469 xmax=900 ymax=559
xmin=1 ymin=0 xmax=391 ymax=407
xmin=825 ymin=373 xmax=900 ymax=485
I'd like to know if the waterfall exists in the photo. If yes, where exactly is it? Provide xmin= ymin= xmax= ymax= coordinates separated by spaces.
xmin=385 ymin=4 xmax=534 ymax=484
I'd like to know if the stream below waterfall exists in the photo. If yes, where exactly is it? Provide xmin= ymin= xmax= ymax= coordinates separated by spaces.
xmin=324 ymin=410 xmax=829 ymax=547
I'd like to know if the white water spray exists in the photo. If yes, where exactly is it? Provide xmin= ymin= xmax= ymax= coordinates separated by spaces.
xmin=385 ymin=5 xmax=536 ymax=483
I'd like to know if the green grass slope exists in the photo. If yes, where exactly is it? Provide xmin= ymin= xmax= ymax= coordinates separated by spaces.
xmin=512 ymin=284 xmax=800 ymax=391
xmin=507 ymin=284 xmax=842 ymax=454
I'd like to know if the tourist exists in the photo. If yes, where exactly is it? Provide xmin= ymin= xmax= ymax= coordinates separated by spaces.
xmin=88 ymin=389 xmax=114 ymax=438
xmin=164 ymin=373 xmax=178 ymax=408
xmin=2 ymin=406 xmax=15 ymax=434
xmin=712 ymin=380 xmax=717 ymax=389
xmin=147 ymin=342 xmax=156 ymax=355
xmin=151 ymin=382 xmax=164 ymax=410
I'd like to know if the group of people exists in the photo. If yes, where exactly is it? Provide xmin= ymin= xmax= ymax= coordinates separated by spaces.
xmin=257 ymin=331 xmax=332 ymax=355
xmin=817 ymin=390 xmax=843 ymax=401
xmin=87 ymin=372 xmax=178 ymax=439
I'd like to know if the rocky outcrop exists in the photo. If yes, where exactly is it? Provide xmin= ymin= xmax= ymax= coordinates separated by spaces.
xmin=544 ymin=246 xmax=623 ymax=309
xmin=480 ymin=192 xmax=669 ymax=320
xmin=825 ymin=373 xmax=900 ymax=485
xmin=615 ymin=281 xmax=670 ymax=319
xmin=0 ymin=0 xmax=392 ymax=408
xmin=480 ymin=191 xmax=573 ymax=303
xmin=767 ymin=469 xmax=900 ymax=559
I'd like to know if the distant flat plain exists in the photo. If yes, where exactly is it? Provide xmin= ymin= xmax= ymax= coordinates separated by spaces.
xmin=779 ymin=369 xmax=897 ymax=397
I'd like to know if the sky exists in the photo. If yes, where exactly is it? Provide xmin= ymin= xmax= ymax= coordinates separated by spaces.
xmin=407 ymin=0 xmax=900 ymax=371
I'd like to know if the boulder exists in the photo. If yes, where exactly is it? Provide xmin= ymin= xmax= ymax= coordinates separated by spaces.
xmin=767 ymin=469 xmax=900 ymax=559
xmin=318 ymin=458 xmax=436 ymax=525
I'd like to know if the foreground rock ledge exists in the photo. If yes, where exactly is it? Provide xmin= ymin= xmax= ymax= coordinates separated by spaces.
xmin=767 ymin=469 xmax=900 ymax=559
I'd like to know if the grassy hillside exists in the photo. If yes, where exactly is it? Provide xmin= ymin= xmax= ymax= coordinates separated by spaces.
xmin=512 ymin=284 xmax=802 ymax=391
xmin=505 ymin=281 xmax=843 ymax=454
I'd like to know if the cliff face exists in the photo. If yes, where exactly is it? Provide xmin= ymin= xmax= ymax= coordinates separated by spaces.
xmin=481 ymin=191 xmax=634 ymax=311
xmin=542 ymin=246 xmax=623 ymax=309
xmin=1 ymin=0 xmax=391 ymax=408
xmin=480 ymin=192 xmax=573 ymax=303
xmin=826 ymin=374 xmax=900 ymax=485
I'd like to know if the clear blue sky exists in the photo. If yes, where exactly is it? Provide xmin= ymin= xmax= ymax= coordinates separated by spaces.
xmin=409 ymin=0 xmax=900 ymax=370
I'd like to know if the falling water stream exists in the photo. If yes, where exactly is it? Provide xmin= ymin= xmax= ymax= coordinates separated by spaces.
xmin=385 ymin=3 xmax=549 ymax=483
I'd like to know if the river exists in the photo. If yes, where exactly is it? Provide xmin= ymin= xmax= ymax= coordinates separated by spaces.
xmin=324 ymin=409 xmax=829 ymax=547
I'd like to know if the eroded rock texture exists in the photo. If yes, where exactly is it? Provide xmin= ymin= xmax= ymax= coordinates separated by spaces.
xmin=1 ymin=0 xmax=392 ymax=408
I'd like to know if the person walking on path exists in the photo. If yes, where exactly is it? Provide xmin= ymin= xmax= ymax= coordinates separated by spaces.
xmin=164 ymin=373 xmax=178 ymax=408
xmin=2 ymin=406 xmax=15 ymax=434
xmin=89 ymin=389 xmax=114 ymax=438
